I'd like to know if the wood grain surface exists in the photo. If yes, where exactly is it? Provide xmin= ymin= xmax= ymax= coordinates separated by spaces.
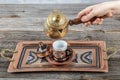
xmin=0 ymin=4 xmax=120 ymax=80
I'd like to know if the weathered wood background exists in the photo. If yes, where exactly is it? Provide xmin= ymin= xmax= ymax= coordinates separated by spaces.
xmin=0 ymin=4 xmax=120 ymax=80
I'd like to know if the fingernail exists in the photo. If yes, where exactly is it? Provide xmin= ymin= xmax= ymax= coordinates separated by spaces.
xmin=81 ymin=16 xmax=87 ymax=22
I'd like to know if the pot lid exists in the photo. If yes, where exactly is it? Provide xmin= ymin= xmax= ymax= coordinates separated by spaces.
xmin=46 ymin=10 xmax=68 ymax=29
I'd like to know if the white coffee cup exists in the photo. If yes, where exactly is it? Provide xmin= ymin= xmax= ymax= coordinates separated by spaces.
xmin=52 ymin=40 xmax=67 ymax=51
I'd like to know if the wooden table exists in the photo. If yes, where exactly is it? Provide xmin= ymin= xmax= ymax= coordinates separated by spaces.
xmin=0 ymin=4 xmax=120 ymax=80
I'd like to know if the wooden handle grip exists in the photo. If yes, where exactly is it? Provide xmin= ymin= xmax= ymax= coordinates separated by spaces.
xmin=69 ymin=18 xmax=82 ymax=26
xmin=69 ymin=17 xmax=98 ymax=26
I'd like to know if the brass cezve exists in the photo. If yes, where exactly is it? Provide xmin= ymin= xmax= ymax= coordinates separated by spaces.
xmin=44 ymin=10 xmax=85 ymax=39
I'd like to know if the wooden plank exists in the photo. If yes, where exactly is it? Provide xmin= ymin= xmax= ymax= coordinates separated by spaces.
xmin=0 ymin=31 xmax=120 ymax=48
xmin=0 ymin=79 xmax=62 ymax=80
xmin=0 ymin=18 xmax=120 ymax=31
xmin=0 ymin=70 xmax=120 ymax=79
xmin=0 ymin=4 xmax=119 ymax=31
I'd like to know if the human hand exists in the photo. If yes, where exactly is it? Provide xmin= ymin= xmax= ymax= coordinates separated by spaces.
xmin=77 ymin=1 xmax=119 ymax=26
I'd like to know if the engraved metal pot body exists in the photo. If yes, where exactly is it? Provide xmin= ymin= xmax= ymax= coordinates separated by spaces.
xmin=44 ymin=10 xmax=68 ymax=39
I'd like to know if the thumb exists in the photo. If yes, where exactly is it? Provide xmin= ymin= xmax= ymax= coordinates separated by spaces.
xmin=81 ymin=10 xmax=97 ymax=22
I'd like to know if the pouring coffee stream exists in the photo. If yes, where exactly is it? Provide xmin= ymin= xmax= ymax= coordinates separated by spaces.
xmin=44 ymin=10 xmax=98 ymax=39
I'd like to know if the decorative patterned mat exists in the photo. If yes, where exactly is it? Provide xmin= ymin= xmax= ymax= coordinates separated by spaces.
xmin=8 ymin=41 xmax=108 ymax=72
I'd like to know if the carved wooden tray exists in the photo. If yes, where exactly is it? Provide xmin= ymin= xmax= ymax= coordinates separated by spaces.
xmin=8 ymin=41 xmax=108 ymax=72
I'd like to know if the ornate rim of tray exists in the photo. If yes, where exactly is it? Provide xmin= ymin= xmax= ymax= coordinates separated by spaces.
xmin=7 ymin=41 xmax=108 ymax=73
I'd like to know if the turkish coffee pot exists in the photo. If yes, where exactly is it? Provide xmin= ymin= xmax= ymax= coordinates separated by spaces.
xmin=44 ymin=10 xmax=84 ymax=39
